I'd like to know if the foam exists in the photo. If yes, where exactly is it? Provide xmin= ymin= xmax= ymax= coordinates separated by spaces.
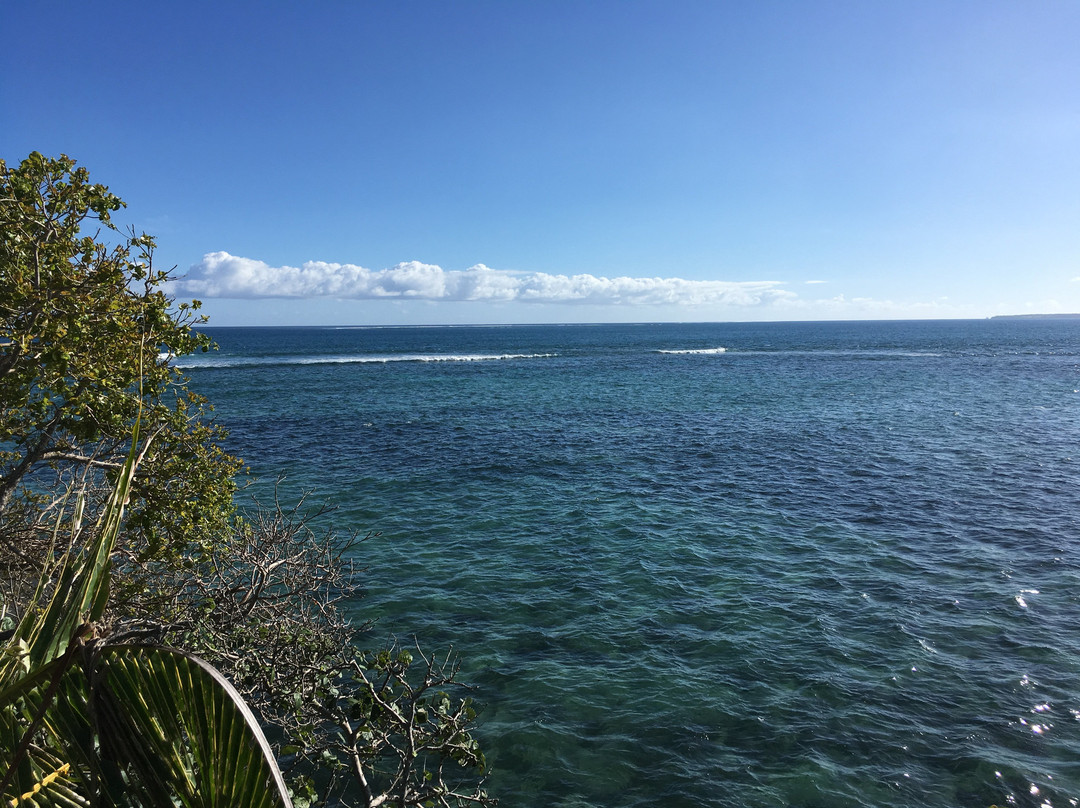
xmin=176 ymin=352 xmax=557 ymax=369
xmin=656 ymin=347 xmax=728 ymax=355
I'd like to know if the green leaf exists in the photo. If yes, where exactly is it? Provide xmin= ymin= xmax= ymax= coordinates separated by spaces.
xmin=92 ymin=644 xmax=293 ymax=808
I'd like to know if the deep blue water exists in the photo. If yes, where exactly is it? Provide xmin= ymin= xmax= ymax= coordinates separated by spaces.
xmin=185 ymin=319 xmax=1080 ymax=808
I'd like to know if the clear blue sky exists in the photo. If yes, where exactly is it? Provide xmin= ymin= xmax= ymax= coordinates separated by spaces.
xmin=5 ymin=1 xmax=1079 ymax=325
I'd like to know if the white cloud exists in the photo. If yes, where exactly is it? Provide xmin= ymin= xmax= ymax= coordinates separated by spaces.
xmin=804 ymin=279 xmax=827 ymax=285
xmin=776 ymin=292 xmax=980 ymax=318
xmin=176 ymin=252 xmax=794 ymax=307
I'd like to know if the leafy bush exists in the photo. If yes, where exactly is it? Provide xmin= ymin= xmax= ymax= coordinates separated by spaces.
xmin=0 ymin=153 xmax=494 ymax=807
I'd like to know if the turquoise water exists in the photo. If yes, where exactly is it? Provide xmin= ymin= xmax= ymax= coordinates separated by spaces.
xmin=186 ymin=320 xmax=1080 ymax=807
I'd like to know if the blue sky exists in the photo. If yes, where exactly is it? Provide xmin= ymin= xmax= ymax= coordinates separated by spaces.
xmin=4 ymin=1 xmax=1079 ymax=325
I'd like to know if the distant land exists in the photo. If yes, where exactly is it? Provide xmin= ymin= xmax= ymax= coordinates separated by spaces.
xmin=991 ymin=313 xmax=1080 ymax=320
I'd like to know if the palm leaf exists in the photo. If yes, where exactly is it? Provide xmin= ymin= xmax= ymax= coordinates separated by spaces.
xmin=88 ymin=644 xmax=292 ymax=808
xmin=2 ymin=410 xmax=293 ymax=808
xmin=4 ymin=415 xmax=140 ymax=681
xmin=4 ymin=616 xmax=293 ymax=808
xmin=0 ymin=658 xmax=93 ymax=807
xmin=0 ymin=421 xmax=141 ymax=803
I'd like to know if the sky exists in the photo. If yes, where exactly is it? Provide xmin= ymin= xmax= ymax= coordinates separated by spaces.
xmin=4 ymin=1 xmax=1080 ymax=325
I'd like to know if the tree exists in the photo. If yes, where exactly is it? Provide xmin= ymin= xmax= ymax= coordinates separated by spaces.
xmin=0 ymin=151 xmax=238 ymax=563
xmin=0 ymin=420 xmax=293 ymax=808
xmin=0 ymin=152 xmax=495 ymax=807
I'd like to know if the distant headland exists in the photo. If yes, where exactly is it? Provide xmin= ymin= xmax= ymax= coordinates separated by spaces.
xmin=991 ymin=313 xmax=1080 ymax=320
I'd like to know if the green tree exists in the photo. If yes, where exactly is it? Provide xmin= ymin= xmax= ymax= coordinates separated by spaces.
xmin=1 ymin=152 xmax=495 ymax=807
xmin=0 ymin=420 xmax=293 ymax=807
xmin=0 ymin=151 xmax=238 ymax=562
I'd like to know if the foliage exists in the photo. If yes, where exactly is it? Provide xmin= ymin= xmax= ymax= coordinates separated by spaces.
xmin=0 ymin=152 xmax=495 ymax=807
xmin=0 ymin=151 xmax=239 ymax=563
xmin=136 ymin=492 xmax=495 ymax=808
xmin=0 ymin=421 xmax=292 ymax=807
xmin=327 ymin=643 xmax=492 ymax=808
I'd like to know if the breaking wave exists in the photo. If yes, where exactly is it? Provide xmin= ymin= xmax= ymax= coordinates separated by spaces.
xmin=175 ymin=352 xmax=557 ymax=369
xmin=656 ymin=346 xmax=728 ymax=355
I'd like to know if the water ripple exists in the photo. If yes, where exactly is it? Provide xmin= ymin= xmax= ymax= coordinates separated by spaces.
xmin=194 ymin=320 xmax=1080 ymax=807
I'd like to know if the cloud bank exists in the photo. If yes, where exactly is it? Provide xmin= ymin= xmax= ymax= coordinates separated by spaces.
xmin=177 ymin=252 xmax=793 ymax=307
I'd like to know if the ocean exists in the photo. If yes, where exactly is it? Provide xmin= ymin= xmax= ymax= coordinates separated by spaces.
xmin=184 ymin=319 xmax=1080 ymax=808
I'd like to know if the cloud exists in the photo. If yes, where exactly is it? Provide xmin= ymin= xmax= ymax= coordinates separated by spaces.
xmin=804 ymin=279 xmax=828 ymax=285
xmin=176 ymin=252 xmax=794 ymax=307
xmin=778 ymin=292 xmax=975 ymax=318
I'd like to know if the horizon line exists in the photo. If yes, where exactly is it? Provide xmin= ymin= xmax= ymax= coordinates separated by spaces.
xmin=193 ymin=313 xmax=1080 ymax=329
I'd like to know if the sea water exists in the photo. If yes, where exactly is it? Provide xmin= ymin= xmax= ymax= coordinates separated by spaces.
xmin=184 ymin=319 xmax=1080 ymax=808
